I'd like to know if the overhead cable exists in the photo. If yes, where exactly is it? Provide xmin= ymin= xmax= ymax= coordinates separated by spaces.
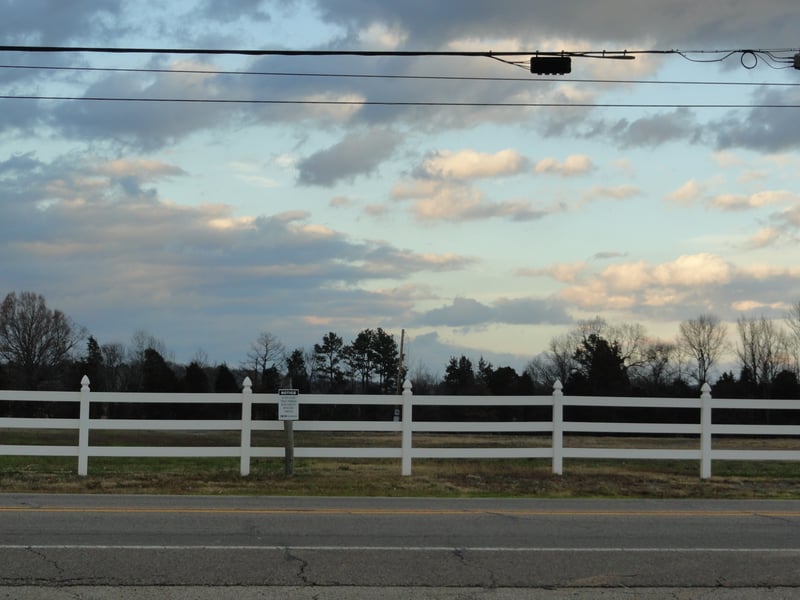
xmin=1 ymin=64 xmax=797 ymax=87
xmin=0 ymin=94 xmax=796 ymax=109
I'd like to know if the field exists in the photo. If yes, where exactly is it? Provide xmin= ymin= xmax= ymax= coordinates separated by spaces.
xmin=2 ymin=430 xmax=800 ymax=498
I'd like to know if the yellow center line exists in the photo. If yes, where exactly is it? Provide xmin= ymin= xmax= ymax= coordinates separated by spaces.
xmin=1 ymin=506 xmax=800 ymax=517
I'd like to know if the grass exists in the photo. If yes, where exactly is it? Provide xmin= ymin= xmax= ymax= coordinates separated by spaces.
xmin=2 ymin=429 xmax=800 ymax=498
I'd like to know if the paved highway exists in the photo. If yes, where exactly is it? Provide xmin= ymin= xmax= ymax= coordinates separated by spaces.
xmin=1 ymin=494 xmax=800 ymax=598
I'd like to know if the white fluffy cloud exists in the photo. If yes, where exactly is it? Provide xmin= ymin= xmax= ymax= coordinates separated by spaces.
xmin=420 ymin=148 xmax=527 ymax=180
xmin=534 ymin=154 xmax=593 ymax=176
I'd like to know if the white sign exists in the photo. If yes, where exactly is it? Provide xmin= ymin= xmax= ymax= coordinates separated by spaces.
xmin=278 ymin=389 xmax=299 ymax=421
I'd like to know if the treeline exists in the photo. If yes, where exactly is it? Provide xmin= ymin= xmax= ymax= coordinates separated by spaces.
xmin=2 ymin=291 xmax=800 ymax=404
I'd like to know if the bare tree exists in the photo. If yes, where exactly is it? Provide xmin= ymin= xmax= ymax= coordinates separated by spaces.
xmin=130 ymin=329 xmax=169 ymax=364
xmin=609 ymin=322 xmax=648 ymax=371
xmin=546 ymin=333 xmax=577 ymax=385
xmin=786 ymin=301 xmax=800 ymax=374
xmin=629 ymin=339 xmax=680 ymax=394
xmin=100 ymin=342 xmax=127 ymax=392
xmin=0 ymin=291 xmax=85 ymax=389
xmin=409 ymin=361 xmax=438 ymax=395
xmin=542 ymin=317 xmax=647 ymax=389
xmin=243 ymin=331 xmax=285 ymax=391
xmin=126 ymin=330 xmax=170 ymax=391
xmin=678 ymin=314 xmax=729 ymax=385
xmin=736 ymin=315 xmax=790 ymax=394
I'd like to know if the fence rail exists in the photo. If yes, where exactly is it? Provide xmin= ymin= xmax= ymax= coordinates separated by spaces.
xmin=1 ymin=377 xmax=800 ymax=479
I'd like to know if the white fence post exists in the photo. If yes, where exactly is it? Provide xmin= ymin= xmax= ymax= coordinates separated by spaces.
xmin=552 ymin=380 xmax=564 ymax=475
xmin=401 ymin=379 xmax=413 ymax=476
xmin=240 ymin=377 xmax=253 ymax=476
xmin=700 ymin=383 xmax=712 ymax=479
xmin=78 ymin=375 xmax=90 ymax=476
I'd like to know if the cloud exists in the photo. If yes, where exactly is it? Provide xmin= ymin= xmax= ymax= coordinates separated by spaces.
xmin=592 ymin=251 xmax=627 ymax=261
xmin=606 ymin=108 xmax=699 ymax=147
xmin=712 ymin=151 xmax=744 ymax=168
xmin=392 ymin=179 xmax=561 ymax=223
xmin=329 ymin=195 xmax=352 ymax=208
xmin=416 ymin=297 xmax=494 ymax=327
xmin=53 ymin=68 xmax=236 ymax=151
xmin=419 ymin=148 xmax=527 ymax=180
xmin=747 ymin=227 xmax=782 ymax=249
xmin=651 ymin=254 xmax=733 ymax=287
xmin=415 ymin=296 xmax=570 ymax=327
xmin=297 ymin=129 xmax=402 ymax=186
xmin=601 ymin=260 xmax=652 ymax=292
xmin=667 ymin=179 xmax=704 ymax=205
xmin=0 ymin=150 xmax=474 ymax=352
xmin=311 ymin=1 xmax=799 ymax=49
xmin=403 ymin=330 xmax=532 ymax=374
xmin=94 ymin=159 xmax=187 ymax=180
xmin=197 ymin=0 xmax=271 ymax=22
xmin=0 ymin=0 xmax=124 ymax=44
xmin=714 ymin=89 xmax=800 ymax=151
xmin=583 ymin=184 xmax=640 ymax=202
xmin=710 ymin=190 xmax=795 ymax=211
xmin=394 ymin=148 xmax=565 ymax=222
xmin=547 ymin=252 xmax=800 ymax=322
xmin=534 ymin=155 xmax=593 ymax=176
xmin=517 ymin=262 xmax=587 ymax=283
xmin=493 ymin=297 xmax=572 ymax=325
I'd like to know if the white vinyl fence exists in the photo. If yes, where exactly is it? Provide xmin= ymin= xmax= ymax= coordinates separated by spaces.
xmin=1 ymin=377 xmax=800 ymax=479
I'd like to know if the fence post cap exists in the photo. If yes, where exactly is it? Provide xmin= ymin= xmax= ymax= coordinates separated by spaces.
xmin=242 ymin=376 xmax=252 ymax=392
xmin=553 ymin=380 xmax=563 ymax=392
xmin=80 ymin=375 xmax=90 ymax=391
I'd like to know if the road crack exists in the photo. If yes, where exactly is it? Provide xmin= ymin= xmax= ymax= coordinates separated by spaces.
xmin=25 ymin=546 xmax=65 ymax=580
xmin=284 ymin=547 xmax=310 ymax=585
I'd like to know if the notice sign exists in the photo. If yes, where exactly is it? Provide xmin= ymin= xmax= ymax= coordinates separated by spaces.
xmin=278 ymin=389 xmax=299 ymax=421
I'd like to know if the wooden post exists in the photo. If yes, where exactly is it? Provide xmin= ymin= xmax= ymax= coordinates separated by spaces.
xmin=284 ymin=419 xmax=295 ymax=477
xmin=280 ymin=384 xmax=296 ymax=477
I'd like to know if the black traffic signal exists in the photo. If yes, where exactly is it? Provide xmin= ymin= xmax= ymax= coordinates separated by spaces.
xmin=530 ymin=56 xmax=571 ymax=75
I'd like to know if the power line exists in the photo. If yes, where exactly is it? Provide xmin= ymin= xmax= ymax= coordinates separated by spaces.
xmin=2 ymin=63 xmax=799 ymax=87
xmin=0 ymin=94 xmax=796 ymax=109
xmin=0 ymin=44 xmax=797 ymax=69
xmin=0 ymin=45 xmax=615 ymax=57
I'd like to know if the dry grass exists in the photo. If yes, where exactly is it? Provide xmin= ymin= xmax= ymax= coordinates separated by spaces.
xmin=2 ymin=430 xmax=800 ymax=498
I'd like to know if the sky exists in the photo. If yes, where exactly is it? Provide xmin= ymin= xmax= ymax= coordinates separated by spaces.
xmin=1 ymin=0 xmax=800 ymax=376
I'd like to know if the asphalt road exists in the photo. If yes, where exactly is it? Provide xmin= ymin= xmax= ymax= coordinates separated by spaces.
xmin=2 ymin=494 xmax=800 ymax=598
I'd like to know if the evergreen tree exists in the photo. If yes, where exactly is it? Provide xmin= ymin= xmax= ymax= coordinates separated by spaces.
xmin=261 ymin=365 xmax=282 ymax=393
xmin=141 ymin=348 xmax=178 ymax=393
xmin=285 ymin=349 xmax=310 ymax=393
xmin=371 ymin=328 xmax=400 ymax=394
xmin=345 ymin=329 xmax=376 ymax=392
xmin=83 ymin=336 xmax=105 ymax=391
xmin=570 ymin=333 xmax=629 ymax=395
xmin=213 ymin=363 xmax=239 ymax=392
xmin=476 ymin=357 xmax=493 ymax=394
xmin=443 ymin=355 xmax=476 ymax=394
xmin=182 ymin=361 xmax=210 ymax=393
xmin=488 ymin=366 xmax=521 ymax=395
xmin=314 ymin=332 xmax=344 ymax=392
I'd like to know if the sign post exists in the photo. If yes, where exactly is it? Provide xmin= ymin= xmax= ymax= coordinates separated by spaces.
xmin=278 ymin=389 xmax=299 ymax=476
